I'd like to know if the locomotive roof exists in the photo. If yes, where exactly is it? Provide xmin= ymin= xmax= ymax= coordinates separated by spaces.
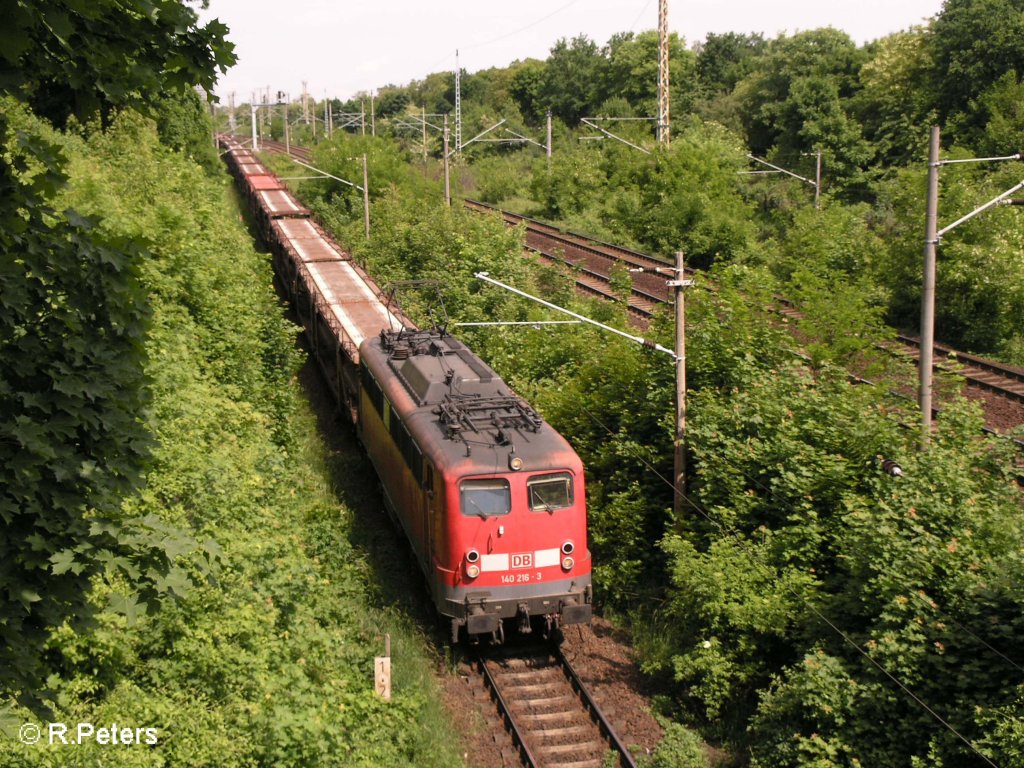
xmin=366 ymin=328 xmax=568 ymax=460
xmin=382 ymin=329 xmax=505 ymax=406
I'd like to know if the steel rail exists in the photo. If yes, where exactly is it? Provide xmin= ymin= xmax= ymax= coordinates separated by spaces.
xmin=477 ymin=654 xmax=541 ymax=768
xmin=476 ymin=646 xmax=640 ymax=768
xmin=554 ymin=646 xmax=639 ymax=768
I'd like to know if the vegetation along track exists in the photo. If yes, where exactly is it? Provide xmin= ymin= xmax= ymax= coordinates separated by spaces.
xmin=474 ymin=643 xmax=638 ymax=768
xmin=464 ymin=198 xmax=1024 ymax=426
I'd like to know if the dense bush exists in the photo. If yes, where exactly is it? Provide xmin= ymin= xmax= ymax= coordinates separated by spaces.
xmin=0 ymin=113 xmax=461 ymax=767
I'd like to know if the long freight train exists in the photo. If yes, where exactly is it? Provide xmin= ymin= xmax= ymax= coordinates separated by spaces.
xmin=219 ymin=137 xmax=592 ymax=641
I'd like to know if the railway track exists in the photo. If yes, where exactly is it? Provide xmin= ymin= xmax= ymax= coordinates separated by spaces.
xmin=259 ymin=138 xmax=313 ymax=162
xmin=474 ymin=643 xmax=638 ymax=768
xmin=465 ymin=199 xmax=672 ymax=324
xmin=464 ymin=198 xmax=1024 ymax=415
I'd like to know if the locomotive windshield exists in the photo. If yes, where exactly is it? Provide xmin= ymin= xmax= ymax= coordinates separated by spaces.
xmin=527 ymin=472 xmax=573 ymax=512
xmin=460 ymin=478 xmax=511 ymax=517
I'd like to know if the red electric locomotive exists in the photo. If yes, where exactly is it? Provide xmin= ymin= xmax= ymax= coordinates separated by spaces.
xmin=216 ymin=136 xmax=591 ymax=642
xmin=358 ymin=325 xmax=593 ymax=642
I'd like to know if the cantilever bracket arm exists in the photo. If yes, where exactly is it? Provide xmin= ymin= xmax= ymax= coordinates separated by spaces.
xmin=936 ymin=179 xmax=1024 ymax=240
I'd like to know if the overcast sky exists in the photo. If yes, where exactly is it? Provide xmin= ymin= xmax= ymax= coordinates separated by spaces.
xmin=200 ymin=0 xmax=944 ymax=103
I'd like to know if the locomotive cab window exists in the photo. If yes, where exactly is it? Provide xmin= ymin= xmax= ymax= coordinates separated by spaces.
xmin=527 ymin=472 xmax=573 ymax=512
xmin=460 ymin=478 xmax=511 ymax=518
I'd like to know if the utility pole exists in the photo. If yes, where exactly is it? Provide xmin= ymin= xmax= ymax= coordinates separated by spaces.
xmin=361 ymin=101 xmax=366 ymax=136
xmin=362 ymin=154 xmax=371 ymax=239
xmin=671 ymin=251 xmax=691 ymax=515
xmin=920 ymin=126 xmax=940 ymax=447
xmin=371 ymin=91 xmax=376 ymax=137
xmin=657 ymin=0 xmax=671 ymax=146
xmin=251 ymin=95 xmax=258 ymax=151
xmin=814 ymin=149 xmax=822 ymax=209
xmin=422 ymin=106 xmax=428 ymax=163
xmin=443 ymin=115 xmax=451 ymax=206
xmin=302 ymin=81 xmax=309 ymax=124
xmin=285 ymin=93 xmax=290 ymax=154
xmin=546 ymin=110 xmax=553 ymax=164
xmin=324 ymin=95 xmax=328 ymax=139
xmin=454 ymin=50 xmax=462 ymax=157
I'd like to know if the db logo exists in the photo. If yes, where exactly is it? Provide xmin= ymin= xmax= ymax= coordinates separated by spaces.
xmin=511 ymin=553 xmax=533 ymax=569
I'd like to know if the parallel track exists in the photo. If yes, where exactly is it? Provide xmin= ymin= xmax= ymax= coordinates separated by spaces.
xmin=259 ymin=138 xmax=313 ymax=162
xmin=476 ymin=644 xmax=638 ymax=768
xmin=464 ymin=198 xmax=1024 ymax=410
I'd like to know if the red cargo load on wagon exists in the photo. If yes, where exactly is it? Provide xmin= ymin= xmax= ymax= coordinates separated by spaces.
xmin=249 ymin=174 xmax=283 ymax=191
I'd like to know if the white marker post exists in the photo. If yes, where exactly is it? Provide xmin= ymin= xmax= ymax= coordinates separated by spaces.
xmin=374 ymin=634 xmax=391 ymax=701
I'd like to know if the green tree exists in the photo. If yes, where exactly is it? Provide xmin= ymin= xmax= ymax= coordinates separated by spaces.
xmin=541 ymin=35 xmax=608 ymax=125
xmin=853 ymin=28 xmax=937 ymax=166
xmin=0 ymin=0 xmax=234 ymax=127
xmin=155 ymin=89 xmax=220 ymax=172
xmin=873 ymin=162 xmax=1024 ymax=359
xmin=613 ymin=118 xmax=757 ymax=266
xmin=509 ymin=59 xmax=548 ymax=125
xmin=929 ymin=0 xmax=1024 ymax=129
xmin=604 ymin=31 xmax=696 ymax=117
xmin=0 ymin=116 xmax=154 ymax=698
xmin=374 ymin=87 xmax=410 ymax=119
xmin=695 ymin=32 xmax=767 ymax=97
xmin=0 ymin=0 xmax=234 ymax=701
xmin=735 ymin=29 xmax=871 ymax=195
xmin=954 ymin=71 xmax=1024 ymax=156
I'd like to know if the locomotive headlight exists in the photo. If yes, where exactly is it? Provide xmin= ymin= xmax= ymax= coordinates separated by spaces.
xmin=509 ymin=456 xmax=524 ymax=471
xmin=561 ymin=541 xmax=575 ymax=555
xmin=561 ymin=556 xmax=574 ymax=571
xmin=465 ymin=549 xmax=481 ymax=579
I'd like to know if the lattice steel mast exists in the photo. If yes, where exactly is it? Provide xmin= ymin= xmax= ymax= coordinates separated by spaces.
xmin=657 ymin=0 xmax=670 ymax=146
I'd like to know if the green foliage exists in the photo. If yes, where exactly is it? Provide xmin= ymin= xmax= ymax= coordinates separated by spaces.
xmin=509 ymin=59 xmax=548 ymax=124
xmin=655 ymin=358 xmax=1024 ymax=762
xmin=0 ymin=102 xmax=211 ymax=702
xmin=954 ymin=70 xmax=1024 ymax=156
xmin=735 ymin=29 xmax=872 ymax=195
xmin=1 ymin=111 xmax=461 ymax=767
xmin=466 ymin=154 xmax=532 ymax=204
xmin=929 ymin=0 xmax=1024 ymax=127
xmin=531 ymin=146 xmax=606 ymax=219
xmin=154 ymin=89 xmax=220 ymax=173
xmin=604 ymin=31 xmax=697 ymax=118
xmin=0 ymin=0 xmax=235 ymax=701
xmin=696 ymin=32 xmax=768 ymax=98
xmin=0 ymin=0 xmax=235 ymax=127
xmin=854 ymin=28 xmax=936 ymax=166
xmin=874 ymin=162 xmax=1024 ymax=359
xmin=612 ymin=119 xmax=758 ymax=266
xmin=644 ymin=721 xmax=710 ymax=768
xmin=542 ymin=35 xmax=608 ymax=125
xmin=347 ymin=194 xmax=531 ymax=327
